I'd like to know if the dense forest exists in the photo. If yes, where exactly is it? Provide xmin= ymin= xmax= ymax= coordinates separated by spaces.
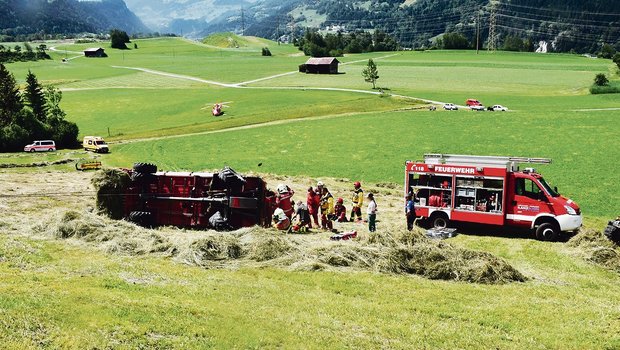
xmin=296 ymin=29 xmax=398 ymax=56
xmin=241 ymin=0 xmax=620 ymax=54
xmin=0 ymin=0 xmax=149 ymax=41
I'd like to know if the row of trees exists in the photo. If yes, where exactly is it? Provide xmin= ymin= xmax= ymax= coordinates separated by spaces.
xmin=295 ymin=29 xmax=398 ymax=57
xmin=0 ymin=64 xmax=78 ymax=152
xmin=0 ymin=43 xmax=50 ymax=63
xmin=436 ymin=32 xmax=536 ymax=52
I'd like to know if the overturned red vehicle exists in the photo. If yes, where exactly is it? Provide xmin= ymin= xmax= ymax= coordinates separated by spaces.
xmin=123 ymin=163 xmax=293 ymax=230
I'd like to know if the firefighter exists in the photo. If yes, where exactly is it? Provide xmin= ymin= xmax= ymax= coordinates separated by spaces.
xmin=290 ymin=200 xmax=311 ymax=233
xmin=320 ymin=187 xmax=334 ymax=230
xmin=334 ymin=197 xmax=348 ymax=222
xmin=275 ymin=184 xmax=295 ymax=217
xmin=272 ymin=207 xmax=291 ymax=231
xmin=307 ymin=186 xmax=320 ymax=228
xmin=350 ymin=181 xmax=364 ymax=222
xmin=316 ymin=181 xmax=324 ymax=196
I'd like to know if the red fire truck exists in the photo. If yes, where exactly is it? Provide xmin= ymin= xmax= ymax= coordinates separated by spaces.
xmin=122 ymin=163 xmax=294 ymax=230
xmin=405 ymin=154 xmax=582 ymax=241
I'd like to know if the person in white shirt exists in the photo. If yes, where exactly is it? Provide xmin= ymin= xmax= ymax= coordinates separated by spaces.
xmin=366 ymin=193 xmax=377 ymax=232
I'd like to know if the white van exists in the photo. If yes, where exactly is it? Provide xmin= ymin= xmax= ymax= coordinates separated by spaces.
xmin=24 ymin=140 xmax=56 ymax=152
xmin=83 ymin=136 xmax=109 ymax=153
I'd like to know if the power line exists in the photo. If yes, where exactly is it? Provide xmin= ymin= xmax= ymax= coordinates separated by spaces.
xmin=500 ymin=2 xmax=620 ymax=17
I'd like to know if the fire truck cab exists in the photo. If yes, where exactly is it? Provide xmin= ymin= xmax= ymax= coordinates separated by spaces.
xmin=406 ymin=154 xmax=582 ymax=241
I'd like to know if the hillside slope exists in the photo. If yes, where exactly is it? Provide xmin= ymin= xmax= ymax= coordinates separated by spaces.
xmin=121 ymin=0 xmax=618 ymax=53
xmin=0 ymin=0 xmax=150 ymax=38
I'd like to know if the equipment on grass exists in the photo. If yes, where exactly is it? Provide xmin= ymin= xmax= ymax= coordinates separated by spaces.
xmin=330 ymin=231 xmax=357 ymax=240
xmin=75 ymin=160 xmax=102 ymax=171
xmin=104 ymin=164 xmax=292 ymax=231
xmin=604 ymin=218 xmax=620 ymax=244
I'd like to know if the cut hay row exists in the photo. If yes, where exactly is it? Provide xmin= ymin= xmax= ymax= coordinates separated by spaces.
xmin=41 ymin=209 xmax=526 ymax=284
xmin=0 ymin=158 xmax=76 ymax=169
xmin=60 ymin=72 xmax=199 ymax=90
xmin=568 ymin=228 xmax=620 ymax=273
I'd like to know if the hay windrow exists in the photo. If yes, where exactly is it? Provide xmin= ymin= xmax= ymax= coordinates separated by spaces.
xmin=40 ymin=207 xmax=526 ymax=284
xmin=569 ymin=228 xmax=620 ymax=273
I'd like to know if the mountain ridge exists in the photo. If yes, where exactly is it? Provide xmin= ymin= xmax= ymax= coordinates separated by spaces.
xmin=0 ymin=0 xmax=150 ymax=39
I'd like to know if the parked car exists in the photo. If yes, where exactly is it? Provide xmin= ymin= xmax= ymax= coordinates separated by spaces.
xmin=465 ymin=99 xmax=482 ymax=106
xmin=491 ymin=105 xmax=508 ymax=111
xmin=443 ymin=103 xmax=458 ymax=110
xmin=469 ymin=105 xmax=485 ymax=111
xmin=24 ymin=140 xmax=56 ymax=152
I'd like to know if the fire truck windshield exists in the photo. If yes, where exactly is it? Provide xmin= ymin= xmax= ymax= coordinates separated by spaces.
xmin=538 ymin=177 xmax=559 ymax=197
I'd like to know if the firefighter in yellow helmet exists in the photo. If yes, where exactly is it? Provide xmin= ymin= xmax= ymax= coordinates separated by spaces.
xmin=320 ymin=187 xmax=335 ymax=230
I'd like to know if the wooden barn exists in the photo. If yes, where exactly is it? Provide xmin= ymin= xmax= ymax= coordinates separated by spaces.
xmin=301 ymin=57 xmax=340 ymax=74
xmin=83 ymin=47 xmax=106 ymax=58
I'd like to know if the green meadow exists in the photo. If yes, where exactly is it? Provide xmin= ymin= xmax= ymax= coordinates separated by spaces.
xmin=2 ymin=36 xmax=620 ymax=348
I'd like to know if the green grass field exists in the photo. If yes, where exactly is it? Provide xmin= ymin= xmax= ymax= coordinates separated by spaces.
xmin=1 ymin=36 xmax=619 ymax=348
xmin=1 ymin=232 xmax=619 ymax=349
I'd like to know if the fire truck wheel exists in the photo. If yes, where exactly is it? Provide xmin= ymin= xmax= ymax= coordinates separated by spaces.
xmin=431 ymin=215 xmax=450 ymax=229
xmin=536 ymin=222 xmax=559 ymax=241
xmin=133 ymin=162 xmax=157 ymax=174
xmin=128 ymin=211 xmax=154 ymax=227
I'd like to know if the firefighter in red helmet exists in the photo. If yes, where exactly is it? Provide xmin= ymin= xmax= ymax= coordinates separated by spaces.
xmin=334 ymin=197 xmax=348 ymax=222
xmin=350 ymin=181 xmax=364 ymax=222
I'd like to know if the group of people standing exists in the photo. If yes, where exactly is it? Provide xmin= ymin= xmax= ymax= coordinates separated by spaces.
xmin=279 ymin=181 xmax=378 ymax=233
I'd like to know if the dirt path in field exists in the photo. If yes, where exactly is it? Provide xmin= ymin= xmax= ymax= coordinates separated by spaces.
xmin=48 ymin=46 xmax=85 ymax=61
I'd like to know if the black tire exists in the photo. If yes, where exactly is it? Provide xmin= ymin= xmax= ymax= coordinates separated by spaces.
xmin=30 ymin=149 xmax=35 ymax=153
xmin=133 ymin=162 xmax=157 ymax=174
xmin=131 ymin=172 xmax=156 ymax=184
xmin=128 ymin=211 xmax=154 ymax=227
xmin=536 ymin=222 xmax=559 ymax=241
xmin=431 ymin=214 xmax=450 ymax=229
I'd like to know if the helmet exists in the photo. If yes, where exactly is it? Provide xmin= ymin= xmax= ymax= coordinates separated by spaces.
xmin=317 ymin=181 xmax=324 ymax=187
xmin=354 ymin=181 xmax=361 ymax=188
xmin=337 ymin=198 xmax=343 ymax=204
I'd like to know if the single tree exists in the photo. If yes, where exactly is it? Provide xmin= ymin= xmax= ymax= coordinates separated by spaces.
xmin=362 ymin=58 xmax=379 ymax=89
xmin=599 ymin=44 xmax=616 ymax=59
xmin=110 ymin=29 xmax=130 ymax=49
xmin=594 ymin=73 xmax=609 ymax=86
xmin=23 ymin=70 xmax=47 ymax=122
xmin=613 ymin=53 xmax=620 ymax=70
xmin=0 ymin=63 xmax=23 ymax=127
xmin=44 ymin=85 xmax=66 ymax=124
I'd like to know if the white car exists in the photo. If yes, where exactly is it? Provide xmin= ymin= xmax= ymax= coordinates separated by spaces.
xmin=491 ymin=105 xmax=508 ymax=111
xmin=469 ymin=105 xmax=485 ymax=111
xmin=443 ymin=103 xmax=458 ymax=110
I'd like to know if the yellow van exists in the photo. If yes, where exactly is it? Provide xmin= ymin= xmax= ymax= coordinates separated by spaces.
xmin=83 ymin=136 xmax=109 ymax=153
